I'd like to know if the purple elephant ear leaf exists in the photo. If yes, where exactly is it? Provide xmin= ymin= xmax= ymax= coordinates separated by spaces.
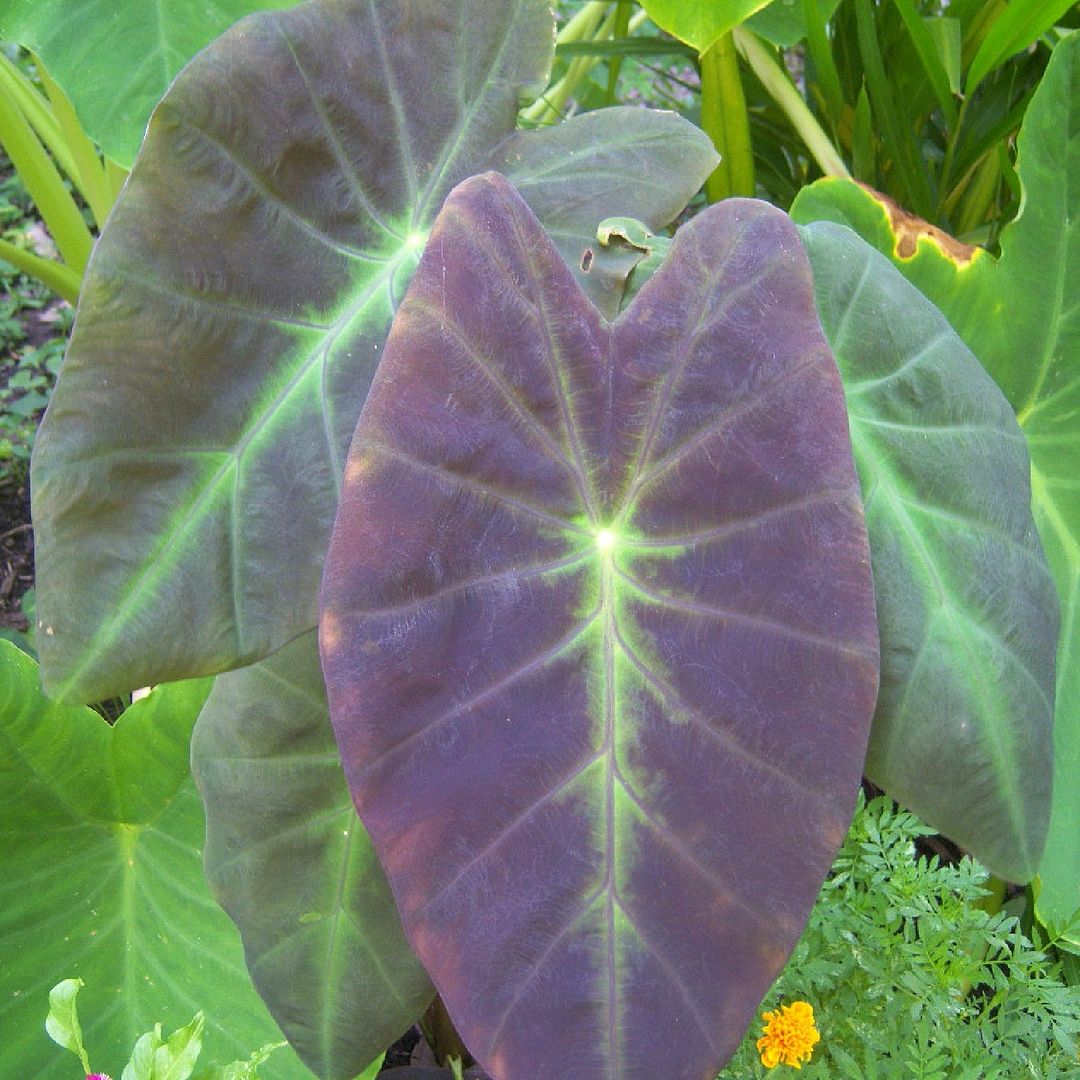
xmin=320 ymin=174 xmax=880 ymax=1080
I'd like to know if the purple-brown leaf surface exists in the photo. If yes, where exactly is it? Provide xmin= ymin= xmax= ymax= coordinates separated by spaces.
xmin=320 ymin=175 xmax=880 ymax=1080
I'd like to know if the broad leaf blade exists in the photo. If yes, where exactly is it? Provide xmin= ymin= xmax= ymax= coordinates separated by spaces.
xmin=638 ymin=0 xmax=772 ymax=53
xmin=0 ymin=0 xmax=303 ymax=167
xmin=792 ymin=31 xmax=1079 ymax=922
xmin=320 ymin=174 xmax=879 ymax=1079
xmin=789 ymin=178 xmax=999 ymax=347
xmin=0 ymin=642 xmax=309 ymax=1079
xmin=799 ymin=221 xmax=1058 ymax=882
xmin=191 ymin=631 xmax=431 ymax=1080
xmin=986 ymin=33 xmax=1080 ymax=933
xmin=31 ymin=0 xmax=718 ymax=704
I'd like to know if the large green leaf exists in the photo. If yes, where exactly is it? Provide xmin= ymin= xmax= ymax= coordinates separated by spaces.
xmin=0 ymin=0 xmax=303 ymax=167
xmin=789 ymin=179 xmax=999 ymax=347
xmin=798 ymin=221 xmax=1058 ymax=882
xmin=191 ymin=631 xmax=432 ymax=1080
xmin=321 ymin=176 xmax=880 ymax=1079
xmin=31 ymin=0 xmax=718 ymax=705
xmin=980 ymin=32 xmax=1080 ymax=931
xmin=638 ymin=1 xmax=772 ymax=53
xmin=791 ymin=30 xmax=1080 ymax=926
xmin=0 ymin=641 xmax=311 ymax=1080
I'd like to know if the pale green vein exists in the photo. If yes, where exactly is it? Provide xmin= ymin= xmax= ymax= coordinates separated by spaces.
xmin=855 ymin=432 xmax=1034 ymax=866
xmin=611 ymin=896 xmax=720 ymax=1058
xmin=614 ymin=566 xmax=873 ymax=660
xmin=174 ymin=114 xmax=396 ymax=263
xmin=272 ymin=14 xmax=406 ymax=243
xmin=362 ymin=439 xmax=589 ymax=536
xmin=844 ymin=326 xmax=955 ymax=397
xmin=505 ymin=185 xmax=599 ymax=521
xmin=414 ymin=0 xmax=524 ymax=223
xmin=623 ymin=488 xmax=854 ymax=551
xmin=356 ymin=606 xmax=600 ymax=779
xmin=484 ymin=888 xmax=606 ymax=1057
xmin=628 ymin=352 xmax=825 ymax=506
xmin=103 ymin=264 xmax=337 ymax=329
xmin=416 ymin=751 xmax=604 ymax=916
xmin=615 ymin=775 xmax=771 ymax=926
xmin=407 ymin=294 xmax=588 ymax=495
xmin=343 ymin=548 xmax=592 ymax=620
xmin=613 ymin=625 xmax=835 ymax=803
xmin=55 ymin=255 xmax=405 ymax=696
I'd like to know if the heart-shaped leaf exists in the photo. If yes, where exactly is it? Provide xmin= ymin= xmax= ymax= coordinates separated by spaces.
xmin=320 ymin=173 xmax=880 ymax=1080
xmin=31 ymin=0 xmax=719 ymax=705
xmin=0 ymin=0 xmax=304 ymax=167
xmin=191 ymin=631 xmax=432 ymax=1080
xmin=797 ymin=222 xmax=1058 ymax=882
xmin=0 ymin=641 xmax=311 ymax=1079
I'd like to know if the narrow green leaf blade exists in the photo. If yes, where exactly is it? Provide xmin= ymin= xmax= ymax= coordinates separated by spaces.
xmin=799 ymin=221 xmax=1058 ymax=882
xmin=965 ymin=0 xmax=1074 ymax=97
xmin=31 ymin=0 xmax=717 ymax=704
xmin=191 ymin=632 xmax=432 ymax=1080
xmin=0 ymin=641 xmax=309 ymax=1079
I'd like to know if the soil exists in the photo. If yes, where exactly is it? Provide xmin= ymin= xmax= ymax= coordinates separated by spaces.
xmin=0 ymin=467 xmax=31 ymax=635
xmin=0 ymin=297 xmax=65 ymax=637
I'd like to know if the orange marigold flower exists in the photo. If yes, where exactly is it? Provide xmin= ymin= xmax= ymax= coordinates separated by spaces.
xmin=756 ymin=1000 xmax=820 ymax=1069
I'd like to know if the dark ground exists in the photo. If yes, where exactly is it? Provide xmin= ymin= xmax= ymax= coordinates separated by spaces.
xmin=0 ymin=469 xmax=31 ymax=634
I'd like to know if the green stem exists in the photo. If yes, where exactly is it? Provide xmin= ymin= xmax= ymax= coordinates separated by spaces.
xmin=937 ymin=95 xmax=971 ymax=216
xmin=36 ymin=56 xmax=116 ymax=228
xmin=605 ymin=0 xmax=632 ymax=105
xmin=0 ymin=236 xmax=82 ymax=305
xmin=0 ymin=51 xmax=79 ymax=182
xmin=521 ymin=6 xmax=648 ymax=126
xmin=801 ymin=0 xmax=845 ymax=133
xmin=700 ymin=32 xmax=754 ymax=201
xmin=0 ymin=76 xmax=93 ymax=275
xmin=953 ymin=147 xmax=1000 ymax=237
xmin=733 ymin=28 xmax=850 ymax=180
xmin=557 ymin=0 xmax=610 ymax=46
xmin=522 ymin=3 xmax=612 ymax=125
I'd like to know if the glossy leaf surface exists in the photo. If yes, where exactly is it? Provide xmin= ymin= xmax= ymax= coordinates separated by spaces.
xmin=31 ymin=0 xmax=718 ymax=705
xmin=792 ymin=30 xmax=1079 ymax=918
xmin=320 ymin=174 xmax=880 ymax=1080
xmin=0 ymin=0 xmax=302 ymax=167
xmin=639 ymin=0 xmax=772 ymax=53
xmin=0 ymin=642 xmax=310 ymax=1080
xmin=799 ymin=222 xmax=1058 ymax=882
xmin=191 ymin=631 xmax=432 ymax=1080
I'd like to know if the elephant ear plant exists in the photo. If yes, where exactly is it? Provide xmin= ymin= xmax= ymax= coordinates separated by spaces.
xmin=319 ymin=174 xmax=881 ymax=1079
xmin=26 ymin=0 xmax=1063 ymax=1078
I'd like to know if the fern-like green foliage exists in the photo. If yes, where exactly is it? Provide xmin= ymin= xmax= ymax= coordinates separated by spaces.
xmin=720 ymin=796 xmax=1080 ymax=1078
